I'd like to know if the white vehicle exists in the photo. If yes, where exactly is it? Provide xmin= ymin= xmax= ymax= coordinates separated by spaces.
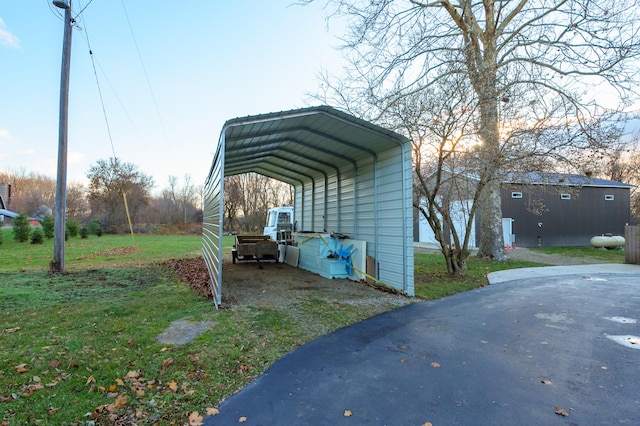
xmin=263 ymin=205 xmax=295 ymax=242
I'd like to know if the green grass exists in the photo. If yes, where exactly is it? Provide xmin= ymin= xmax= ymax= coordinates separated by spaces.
xmin=413 ymin=254 xmax=543 ymax=300
xmin=532 ymin=245 xmax=626 ymax=262
xmin=0 ymin=228 xmax=235 ymax=271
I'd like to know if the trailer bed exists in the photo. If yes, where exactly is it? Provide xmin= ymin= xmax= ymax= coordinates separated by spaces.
xmin=232 ymin=235 xmax=279 ymax=264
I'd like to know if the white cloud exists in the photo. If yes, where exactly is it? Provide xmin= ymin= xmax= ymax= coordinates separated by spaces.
xmin=0 ymin=129 xmax=10 ymax=147
xmin=68 ymin=151 xmax=86 ymax=164
xmin=0 ymin=18 xmax=20 ymax=49
xmin=20 ymin=148 xmax=36 ymax=155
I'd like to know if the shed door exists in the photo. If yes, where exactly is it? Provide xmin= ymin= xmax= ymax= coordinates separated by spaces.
xmin=502 ymin=218 xmax=514 ymax=248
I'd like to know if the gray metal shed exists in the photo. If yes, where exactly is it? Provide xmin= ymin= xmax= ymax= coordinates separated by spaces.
xmin=203 ymin=106 xmax=414 ymax=306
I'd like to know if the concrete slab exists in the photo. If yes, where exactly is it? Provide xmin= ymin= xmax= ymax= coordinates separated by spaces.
xmin=205 ymin=267 xmax=640 ymax=425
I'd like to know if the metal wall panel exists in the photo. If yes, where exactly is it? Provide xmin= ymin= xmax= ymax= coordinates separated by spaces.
xmin=502 ymin=185 xmax=631 ymax=247
xmin=202 ymin=136 xmax=225 ymax=306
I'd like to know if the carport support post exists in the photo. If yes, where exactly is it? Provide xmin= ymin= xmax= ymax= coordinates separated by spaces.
xmin=52 ymin=0 xmax=72 ymax=272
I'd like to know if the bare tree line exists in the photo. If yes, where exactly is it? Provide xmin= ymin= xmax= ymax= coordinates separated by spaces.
xmin=1 ymin=166 xmax=293 ymax=235
xmin=223 ymin=173 xmax=293 ymax=233
xmin=1 ymin=163 xmax=203 ymax=233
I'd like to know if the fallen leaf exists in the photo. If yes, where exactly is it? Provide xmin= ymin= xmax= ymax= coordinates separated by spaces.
xmin=14 ymin=364 xmax=28 ymax=374
xmin=136 ymin=389 xmax=145 ymax=397
xmin=240 ymin=364 xmax=249 ymax=373
xmin=108 ymin=385 xmax=117 ymax=392
xmin=50 ymin=360 xmax=61 ymax=369
xmin=169 ymin=381 xmax=178 ymax=392
xmin=630 ymin=338 xmax=640 ymax=345
xmin=125 ymin=370 xmax=142 ymax=380
xmin=113 ymin=394 xmax=128 ymax=409
xmin=239 ymin=417 xmax=247 ymax=423
xmin=541 ymin=379 xmax=552 ymax=385
xmin=160 ymin=358 xmax=174 ymax=373
xmin=115 ymin=378 xmax=125 ymax=386
xmin=400 ymin=359 xmax=408 ymax=363
xmin=206 ymin=407 xmax=220 ymax=416
xmin=422 ymin=423 xmax=433 ymax=426
xmin=554 ymin=406 xmax=569 ymax=417
xmin=344 ymin=410 xmax=353 ymax=417
xmin=480 ymin=340 xmax=488 ymax=344
xmin=430 ymin=362 xmax=441 ymax=368
xmin=3 ymin=327 xmax=20 ymax=334
xmin=188 ymin=411 xmax=203 ymax=426
xmin=86 ymin=375 xmax=96 ymax=385
xmin=160 ymin=347 xmax=170 ymax=352
xmin=189 ymin=355 xmax=200 ymax=363
xmin=48 ymin=407 xmax=60 ymax=415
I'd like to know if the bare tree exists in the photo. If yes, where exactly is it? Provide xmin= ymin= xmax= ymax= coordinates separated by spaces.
xmin=0 ymin=169 xmax=56 ymax=215
xmin=223 ymin=173 xmax=294 ymax=233
xmin=66 ymin=182 xmax=89 ymax=222
xmin=307 ymin=0 xmax=640 ymax=260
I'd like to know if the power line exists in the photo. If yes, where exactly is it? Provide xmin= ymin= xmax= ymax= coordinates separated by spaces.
xmin=120 ymin=0 xmax=172 ymax=148
xmin=76 ymin=4 xmax=118 ymax=161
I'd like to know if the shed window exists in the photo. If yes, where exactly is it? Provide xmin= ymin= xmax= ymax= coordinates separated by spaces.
xmin=560 ymin=193 xmax=571 ymax=200
xmin=604 ymin=194 xmax=614 ymax=201
xmin=511 ymin=191 xmax=523 ymax=199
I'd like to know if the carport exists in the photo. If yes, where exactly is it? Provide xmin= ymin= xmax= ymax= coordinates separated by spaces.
xmin=202 ymin=105 xmax=414 ymax=307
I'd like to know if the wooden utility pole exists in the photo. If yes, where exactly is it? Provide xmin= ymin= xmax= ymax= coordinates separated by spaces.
xmin=52 ymin=0 xmax=72 ymax=272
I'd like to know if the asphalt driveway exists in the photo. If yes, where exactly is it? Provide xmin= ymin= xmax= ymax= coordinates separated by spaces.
xmin=205 ymin=265 xmax=640 ymax=425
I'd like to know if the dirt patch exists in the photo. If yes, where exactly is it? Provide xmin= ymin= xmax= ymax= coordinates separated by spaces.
xmin=156 ymin=319 xmax=216 ymax=345
xmin=162 ymin=256 xmax=411 ymax=309
xmin=74 ymin=246 xmax=139 ymax=261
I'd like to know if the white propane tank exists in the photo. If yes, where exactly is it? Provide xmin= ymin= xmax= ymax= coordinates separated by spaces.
xmin=590 ymin=235 xmax=625 ymax=249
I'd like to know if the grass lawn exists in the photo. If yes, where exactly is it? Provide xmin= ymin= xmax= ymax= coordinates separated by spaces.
xmin=533 ymin=245 xmax=626 ymax=262
xmin=413 ymin=254 xmax=543 ymax=299
xmin=2 ymin=227 xmax=595 ymax=424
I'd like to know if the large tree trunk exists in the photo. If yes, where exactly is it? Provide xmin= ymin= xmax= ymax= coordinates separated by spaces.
xmin=477 ymin=177 xmax=506 ymax=259
xmin=467 ymin=34 xmax=507 ymax=260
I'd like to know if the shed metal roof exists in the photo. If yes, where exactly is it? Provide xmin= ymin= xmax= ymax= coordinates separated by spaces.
xmin=502 ymin=172 xmax=635 ymax=188
xmin=220 ymin=105 xmax=409 ymax=182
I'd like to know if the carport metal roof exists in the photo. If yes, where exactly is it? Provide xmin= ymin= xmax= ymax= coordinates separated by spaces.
xmin=221 ymin=105 xmax=409 ymax=182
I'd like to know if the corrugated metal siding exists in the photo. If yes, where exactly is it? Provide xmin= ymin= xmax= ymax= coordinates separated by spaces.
xmin=625 ymin=225 xmax=640 ymax=264
xmin=502 ymin=185 xmax=631 ymax=247
xmin=202 ymin=139 xmax=225 ymax=306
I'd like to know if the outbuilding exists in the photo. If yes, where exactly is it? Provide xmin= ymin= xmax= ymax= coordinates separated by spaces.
xmin=203 ymin=106 xmax=414 ymax=307
xmin=415 ymin=171 xmax=633 ymax=248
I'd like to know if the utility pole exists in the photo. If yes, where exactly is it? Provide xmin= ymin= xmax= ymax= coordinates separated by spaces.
xmin=52 ymin=0 xmax=72 ymax=272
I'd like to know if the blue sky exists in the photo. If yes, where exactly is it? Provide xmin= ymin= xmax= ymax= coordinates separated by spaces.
xmin=0 ymin=1 xmax=345 ymax=192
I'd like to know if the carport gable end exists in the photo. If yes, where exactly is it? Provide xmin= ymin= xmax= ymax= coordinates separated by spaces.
xmin=202 ymin=105 xmax=415 ymax=307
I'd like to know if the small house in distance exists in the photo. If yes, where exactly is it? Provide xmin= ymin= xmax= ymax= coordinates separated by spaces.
xmin=501 ymin=172 xmax=633 ymax=247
